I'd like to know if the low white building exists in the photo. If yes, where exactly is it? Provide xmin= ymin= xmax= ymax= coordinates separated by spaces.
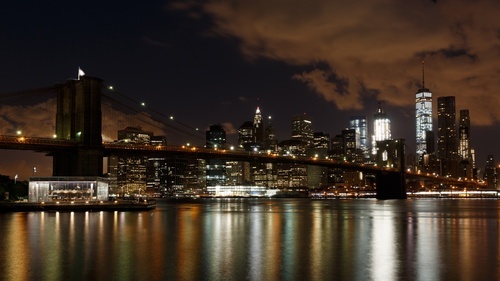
xmin=29 ymin=177 xmax=109 ymax=202
xmin=206 ymin=185 xmax=278 ymax=197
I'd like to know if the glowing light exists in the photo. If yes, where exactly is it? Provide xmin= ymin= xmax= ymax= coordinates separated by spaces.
xmin=108 ymin=86 xmax=114 ymax=90
xmin=16 ymin=130 xmax=22 ymax=135
xmin=141 ymin=102 xmax=145 ymax=106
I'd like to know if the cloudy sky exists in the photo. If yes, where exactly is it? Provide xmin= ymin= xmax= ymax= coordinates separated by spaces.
xmin=2 ymin=0 xmax=500 ymax=179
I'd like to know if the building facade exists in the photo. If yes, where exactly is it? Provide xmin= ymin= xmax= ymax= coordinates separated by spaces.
xmin=372 ymin=103 xmax=391 ymax=155
xmin=437 ymin=96 xmax=458 ymax=177
xmin=349 ymin=116 xmax=369 ymax=160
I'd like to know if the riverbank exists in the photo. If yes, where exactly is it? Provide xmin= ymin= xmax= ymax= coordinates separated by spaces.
xmin=0 ymin=200 xmax=156 ymax=212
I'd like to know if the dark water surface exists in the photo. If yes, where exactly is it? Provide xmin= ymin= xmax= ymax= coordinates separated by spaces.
xmin=0 ymin=198 xmax=499 ymax=281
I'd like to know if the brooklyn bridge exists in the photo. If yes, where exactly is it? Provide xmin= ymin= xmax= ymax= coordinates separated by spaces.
xmin=0 ymin=76 xmax=487 ymax=200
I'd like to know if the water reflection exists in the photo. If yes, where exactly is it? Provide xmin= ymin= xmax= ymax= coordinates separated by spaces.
xmin=0 ymin=199 xmax=499 ymax=281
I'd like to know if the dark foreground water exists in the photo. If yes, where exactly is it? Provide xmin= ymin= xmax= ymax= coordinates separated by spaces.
xmin=0 ymin=198 xmax=499 ymax=281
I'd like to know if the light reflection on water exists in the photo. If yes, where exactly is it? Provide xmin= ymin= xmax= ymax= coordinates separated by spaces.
xmin=0 ymin=199 xmax=499 ymax=281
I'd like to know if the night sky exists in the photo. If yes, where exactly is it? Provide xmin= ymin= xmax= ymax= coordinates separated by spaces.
xmin=2 ymin=0 xmax=500 ymax=179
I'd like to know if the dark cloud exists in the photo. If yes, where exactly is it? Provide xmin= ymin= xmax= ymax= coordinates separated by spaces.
xmin=172 ymin=0 xmax=500 ymax=126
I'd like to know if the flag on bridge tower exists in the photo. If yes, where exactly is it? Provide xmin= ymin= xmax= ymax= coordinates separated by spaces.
xmin=78 ymin=67 xmax=85 ymax=80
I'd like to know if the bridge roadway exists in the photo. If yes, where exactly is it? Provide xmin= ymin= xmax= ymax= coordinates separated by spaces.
xmin=0 ymin=135 xmax=484 ymax=188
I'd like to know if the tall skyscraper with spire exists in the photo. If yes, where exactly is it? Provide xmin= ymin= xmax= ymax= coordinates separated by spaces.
xmin=416 ymin=61 xmax=433 ymax=158
xmin=253 ymin=107 xmax=264 ymax=146
xmin=372 ymin=103 xmax=391 ymax=155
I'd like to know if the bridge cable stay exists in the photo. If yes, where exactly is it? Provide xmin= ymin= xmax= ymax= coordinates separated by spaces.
xmin=101 ymin=87 xmax=206 ymax=143
xmin=101 ymin=96 xmax=202 ymax=141
xmin=104 ymin=89 xmax=241 ymax=149
xmin=105 ymin=86 xmax=203 ymax=134
xmin=0 ymin=86 xmax=57 ymax=101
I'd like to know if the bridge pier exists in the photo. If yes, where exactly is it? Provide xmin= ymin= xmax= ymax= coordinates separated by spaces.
xmin=374 ymin=139 xmax=407 ymax=199
xmin=375 ymin=170 xmax=407 ymax=199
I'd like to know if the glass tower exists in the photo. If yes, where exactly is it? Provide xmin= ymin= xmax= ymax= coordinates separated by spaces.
xmin=349 ymin=116 xmax=369 ymax=159
xmin=416 ymin=61 xmax=433 ymax=157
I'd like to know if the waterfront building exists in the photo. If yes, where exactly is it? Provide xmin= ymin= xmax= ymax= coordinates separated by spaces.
xmin=349 ymin=116 xmax=369 ymax=160
xmin=184 ymin=159 xmax=206 ymax=194
xmin=372 ymin=103 xmax=391 ymax=155
xmin=115 ymin=126 xmax=152 ymax=195
xmin=251 ymin=162 xmax=277 ymax=188
xmin=29 ymin=177 xmax=109 ymax=202
xmin=415 ymin=61 xmax=433 ymax=158
xmin=146 ymin=136 xmax=167 ymax=195
xmin=206 ymin=185 xmax=277 ymax=197
xmin=276 ymin=163 xmax=308 ymax=188
xmin=484 ymin=155 xmax=498 ymax=189
xmin=225 ymin=161 xmax=250 ymax=186
xmin=437 ymin=96 xmax=458 ymax=177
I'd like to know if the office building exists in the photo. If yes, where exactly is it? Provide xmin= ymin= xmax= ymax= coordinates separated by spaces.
xmin=458 ymin=109 xmax=471 ymax=161
xmin=264 ymin=116 xmax=278 ymax=151
xmin=206 ymin=124 xmax=226 ymax=149
xmin=253 ymin=107 xmax=264 ymax=147
xmin=372 ymin=103 xmax=391 ymax=155
xmin=416 ymin=61 xmax=433 ymax=158
xmin=437 ymin=96 xmax=458 ymax=177
xmin=291 ymin=114 xmax=314 ymax=148
xmin=206 ymin=124 xmax=227 ymax=186
xmin=349 ymin=116 xmax=369 ymax=160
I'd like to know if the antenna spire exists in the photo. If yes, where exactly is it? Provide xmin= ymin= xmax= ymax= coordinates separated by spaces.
xmin=421 ymin=60 xmax=425 ymax=90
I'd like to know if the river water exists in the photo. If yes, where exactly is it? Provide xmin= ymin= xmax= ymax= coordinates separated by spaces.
xmin=0 ymin=198 xmax=499 ymax=281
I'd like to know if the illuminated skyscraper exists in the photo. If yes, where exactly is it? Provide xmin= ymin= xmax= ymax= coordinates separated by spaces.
xmin=349 ymin=116 xmax=369 ymax=159
xmin=253 ymin=107 xmax=264 ymax=146
xmin=437 ymin=96 xmax=458 ymax=176
xmin=416 ymin=61 xmax=433 ymax=157
xmin=458 ymin=109 xmax=471 ymax=161
xmin=372 ymin=103 xmax=391 ymax=155
xmin=291 ymin=114 xmax=314 ymax=148
xmin=264 ymin=116 xmax=277 ymax=151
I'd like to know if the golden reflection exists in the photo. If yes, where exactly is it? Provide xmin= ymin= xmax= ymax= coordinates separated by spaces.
xmin=416 ymin=218 xmax=439 ymax=281
xmin=371 ymin=208 xmax=396 ymax=281
xmin=177 ymin=204 xmax=202 ymax=281
xmin=3 ymin=214 xmax=29 ymax=281
xmin=248 ymin=209 xmax=263 ymax=280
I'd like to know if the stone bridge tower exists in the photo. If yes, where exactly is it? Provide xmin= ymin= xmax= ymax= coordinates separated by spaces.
xmin=52 ymin=76 xmax=103 ymax=176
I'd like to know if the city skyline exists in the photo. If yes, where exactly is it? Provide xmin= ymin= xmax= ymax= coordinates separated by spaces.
xmin=2 ymin=0 xmax=500 ymax=178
